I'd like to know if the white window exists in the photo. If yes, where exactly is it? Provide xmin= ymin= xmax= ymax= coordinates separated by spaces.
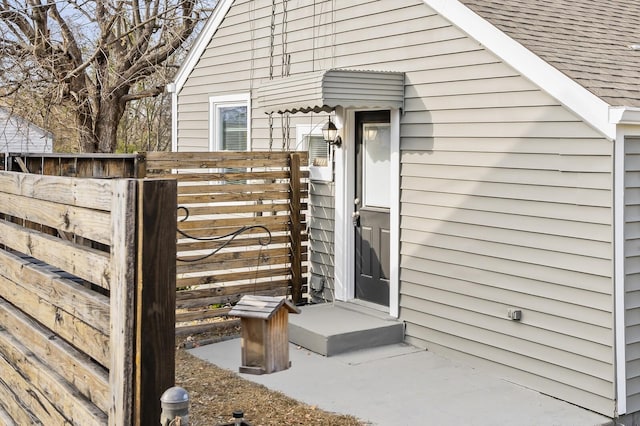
xmin=296 ymin=124 xmax=332 ymax=181
xmin=209 ymin=94 xmax=251 ymax=151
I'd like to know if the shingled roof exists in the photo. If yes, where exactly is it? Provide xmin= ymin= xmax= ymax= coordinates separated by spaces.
xmin=458 ymin=0 xmax=640 ymax=107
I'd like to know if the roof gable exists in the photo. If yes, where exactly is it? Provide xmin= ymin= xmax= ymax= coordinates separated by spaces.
xmin=458 ymin=0 xmax=640 ymax=108
xmin=171 ymin=0 xmax=234 ymax=93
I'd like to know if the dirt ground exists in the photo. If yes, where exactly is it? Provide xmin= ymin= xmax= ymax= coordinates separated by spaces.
xmin=174 ymin=327 xmax=366 ymax=426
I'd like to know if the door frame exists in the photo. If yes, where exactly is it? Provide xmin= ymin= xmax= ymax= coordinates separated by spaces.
xmin=333 ymin=107 xmax=400 ymax=318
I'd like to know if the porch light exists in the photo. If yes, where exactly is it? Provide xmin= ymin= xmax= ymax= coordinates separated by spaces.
xmin=365 ymin=126 xmax=378 ymax=140
xmin=322 ymin=118 xmax=342 ymax=147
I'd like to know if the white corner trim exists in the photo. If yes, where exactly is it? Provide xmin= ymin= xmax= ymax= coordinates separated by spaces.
xmin=171 ymin=90 xmax=178 ymax=152
xmin=389 ymin=109 xmax=401 ymax=318
xmin=614 ymin=127 xmax=627 ymax=415
xmin=333 ymin=109 xmax=352 ymax=302
xmin=172 ymin=0 xmax=234 ymax=94
xmin=424 ymin=0 xmax=615 ymax=140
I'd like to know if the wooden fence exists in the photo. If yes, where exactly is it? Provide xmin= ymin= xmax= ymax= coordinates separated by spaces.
xmin=0 ymin=170 xmax=176 ymax=425
xmin=144 ymin=151 xmax=308 ymax=335
xmin=5 ymin=151 xmax=309 ymax=336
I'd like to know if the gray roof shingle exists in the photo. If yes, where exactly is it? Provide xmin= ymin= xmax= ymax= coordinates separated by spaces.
xmin=459 ymin=0 xmax=640 ymax=107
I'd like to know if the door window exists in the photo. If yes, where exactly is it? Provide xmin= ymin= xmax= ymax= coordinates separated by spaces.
xmin=363 ymin=123 xmax=391 ymax=208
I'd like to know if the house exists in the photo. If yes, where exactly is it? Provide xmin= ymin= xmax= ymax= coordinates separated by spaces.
xmin=0 ymin=107 xmax=53 ymax=154
xmin=169 ymin=0 xmax=640 ymax=420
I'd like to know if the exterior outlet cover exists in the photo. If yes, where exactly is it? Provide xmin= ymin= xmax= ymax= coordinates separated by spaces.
xmin=508 ymin=309 xmax=522 ymax=321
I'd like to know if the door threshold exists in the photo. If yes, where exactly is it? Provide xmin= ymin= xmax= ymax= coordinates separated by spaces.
xmin=345 ymin=298 xmax=390 ymax=316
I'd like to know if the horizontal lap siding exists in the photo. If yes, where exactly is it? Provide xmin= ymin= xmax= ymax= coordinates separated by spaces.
xmin=401 ymin=127 xmax=614 ymax=415
xmin=309 ymin=181 xmax=335 ymax=302
xmin=336 ymin=1 xmax=615 ymax=414
xmin=626 ymin=137 xmax=640 ymax=412
xmin=178 ymin=0 xmax=615 ymax=415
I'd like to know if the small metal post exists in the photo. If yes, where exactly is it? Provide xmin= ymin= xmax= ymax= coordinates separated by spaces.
xmin=233 ymin=410 xmax=244 ymax=426
xmin=160 ymin=386 xmax=189 ymax=426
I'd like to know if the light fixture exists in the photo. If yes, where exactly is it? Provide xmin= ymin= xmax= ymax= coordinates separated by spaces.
xmin=365 ymin=126 xmax=378 ymax=140
xmin=322 ymin=117 xmax=342 ymax=147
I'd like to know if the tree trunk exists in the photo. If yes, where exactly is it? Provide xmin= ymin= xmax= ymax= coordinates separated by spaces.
xmin=76 ymin=90 xmax=128 ymax=153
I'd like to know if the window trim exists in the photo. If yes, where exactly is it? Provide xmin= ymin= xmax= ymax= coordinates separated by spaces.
xmin=296 ymin=123 xmax=333 ymax=182
xmin=209 ymin=93 xmax=251 ymax=151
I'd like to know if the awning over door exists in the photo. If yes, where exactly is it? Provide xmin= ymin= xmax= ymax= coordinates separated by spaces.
xmin=254 ymin=69 xmax=405 ymax=114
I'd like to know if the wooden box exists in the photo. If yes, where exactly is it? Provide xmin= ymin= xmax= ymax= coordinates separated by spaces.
xmin=229 ymin=295 xmax=300 ymax=375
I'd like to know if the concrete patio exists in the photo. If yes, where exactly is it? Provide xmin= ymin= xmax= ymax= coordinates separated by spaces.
xmin=189 ymin=303 xmax=613 ymax=426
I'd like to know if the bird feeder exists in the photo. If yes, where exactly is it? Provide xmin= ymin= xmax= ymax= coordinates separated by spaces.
xmin=229 ymin=295 xmax=300 ymax=375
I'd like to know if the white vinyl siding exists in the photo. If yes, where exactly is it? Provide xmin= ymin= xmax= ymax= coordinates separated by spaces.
xmin=176 ymin=0 xmax=616 ymax=416
xmin=308 ymin=181 xmax=335 ymax=303
xmin=625 ymin=137 xmax=640 ymax=412
xmin=0 ymin=108 xmax=53 ymax=154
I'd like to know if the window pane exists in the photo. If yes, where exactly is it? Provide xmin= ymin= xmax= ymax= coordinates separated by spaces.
xmin=308 ymin=135 xmax=329 ymax=167
xmin=363 ymin=124 xmax=391 ymax=208
xmin=218 ymin=105 xmax=247 ymax=151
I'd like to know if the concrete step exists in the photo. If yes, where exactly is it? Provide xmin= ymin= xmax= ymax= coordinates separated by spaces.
xmin=288 ymin=301 xmax=404 ymax=356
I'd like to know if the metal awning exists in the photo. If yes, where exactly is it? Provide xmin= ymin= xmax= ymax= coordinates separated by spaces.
xmin=254 ymin=69 xmax=405 ymax=114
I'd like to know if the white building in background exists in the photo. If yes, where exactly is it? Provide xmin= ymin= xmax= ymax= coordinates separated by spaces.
xmin=0 ymin=107 xmax=53 ymax=154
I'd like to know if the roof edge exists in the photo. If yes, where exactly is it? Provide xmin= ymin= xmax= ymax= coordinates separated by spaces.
xmin=171 ymin=0 xmax=235 ymax=93
xmin=424 ymin=0 xmax=616 ymax=140
xmin=610 ymin=107 xmax=640 ymax=126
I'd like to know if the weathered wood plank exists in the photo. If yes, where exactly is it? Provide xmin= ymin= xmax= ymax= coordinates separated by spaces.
xmin=177 ymin=268 xmax=291 ymax=288
xmin=177 ymin=246 xmax=289 ymax=265
xmin=176 ymin=202 xmax=298 ymax=217
xmin=176 ymin=283 xmax=291 ymax=309
xmin=0 ymin=219 xmax=111 ymax=289
xmin=175 ymin=319 xmax=241 ymax=336
xmin=178 ymin=182 xmax=292 ymax=194
xmin=0 ymin=298 xmax=109 ymax=413
xmin=109 ymin=179 xmax=137 ymax=426
xmin=147 ymin=158 xmax=292 ymax=169
xmin=149 ymin=170 xmax=295 ymax=182
xmin=177 ymin=190 xmax=298 ymax=204
xmin=177 ymin=265 xmax=307 ymax=287
xmin=134 ymin=179 xmax=177 ymax=426
xmin=0 ymin=374 xmax=42 ymax=425
xmin=177 ymin=223 xmax=290 ymax=239
xmin=176 ymin=307 xmax=231 ymax=322
xmin=0 ymin=401 xmax=16 ymax=426
xmin=176 ymin=253 xmax=290 ymax=274
xmin=0 ymin=271 xmax=110 ymax=367
xmin=0 ymin=171 xmax=113 ymax=210
xmin=178 ymin=214 xmax=292 ymax=231
xmin=0 ymin=191 xmax=111 ymax=245
xmin=145 ymin=150 xmax=307 ymax=163
xmin=0 ymin=250 xmax=110 ymax=335
xmin=0 ymin=327 xmax=107 ymax=425
xmin=177 ymin=234 xmax=296 ymax=252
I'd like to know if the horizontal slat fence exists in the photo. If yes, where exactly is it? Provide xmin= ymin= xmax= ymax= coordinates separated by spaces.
xmin=5 ymin=151 xmax=309 ymax=337
xmin=144 ymin=151 xmax=309 ymax=336
xmin=0 ymin=171 xmax=176 ymax=425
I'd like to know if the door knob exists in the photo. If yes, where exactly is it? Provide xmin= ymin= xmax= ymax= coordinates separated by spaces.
xmin=352 ymin=211 xmax=360 ymax=227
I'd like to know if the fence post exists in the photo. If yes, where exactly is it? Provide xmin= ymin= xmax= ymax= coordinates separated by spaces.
xmin=109 ymin=179 xmax=138 ymax=426
xmin=288 ymin=153 xmax=303 ymax=304
xmin=134 ymin=178 xmax=177 ymax=426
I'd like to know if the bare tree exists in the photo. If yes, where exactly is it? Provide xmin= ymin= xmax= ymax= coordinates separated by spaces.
xmin=0 ymin=0 xmax=206 ymax=152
